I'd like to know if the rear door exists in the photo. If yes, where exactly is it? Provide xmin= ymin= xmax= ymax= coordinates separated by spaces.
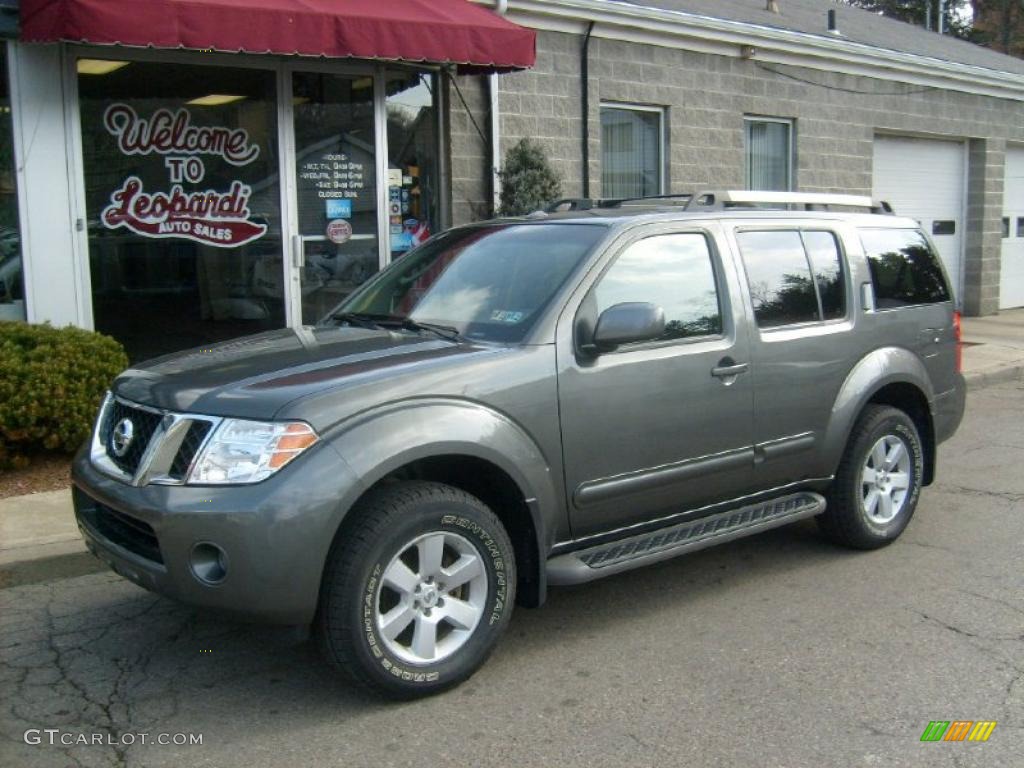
xmin=556 ymin=223 xmax=756 ymax=539
xmin=728 ymin=223 xmax=860 ymax=488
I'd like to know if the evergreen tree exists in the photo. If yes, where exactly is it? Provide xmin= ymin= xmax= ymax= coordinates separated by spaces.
xmin=497 ymin=139 xmax=562 ymax=217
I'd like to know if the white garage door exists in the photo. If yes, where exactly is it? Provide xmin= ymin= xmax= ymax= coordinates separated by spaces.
xmin=1001 ymin=148 xmax=1024 ymax=309
xmin=873 ymin=136 xmax=965 ymax=300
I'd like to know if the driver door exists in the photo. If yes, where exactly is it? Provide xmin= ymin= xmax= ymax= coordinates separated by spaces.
xmin=557 ymin=226 xmax=756 ymax=538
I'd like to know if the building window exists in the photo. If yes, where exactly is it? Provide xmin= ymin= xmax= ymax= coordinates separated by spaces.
xmin=600 ymin=105 xmax=664 ymax=200
xmin=78 ymin=59 xmax=284 ymax=362
xmin=745 ymin=118 xmax=792 ymax=192
xmin=385 ymin=71 xmax=440 ymax=259
xmin=0 ymin=44 xmax=24 ymax=321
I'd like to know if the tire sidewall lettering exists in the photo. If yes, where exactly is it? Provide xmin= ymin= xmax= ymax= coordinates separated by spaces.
xmin=359 ymin=510 xmax=511 ymax=685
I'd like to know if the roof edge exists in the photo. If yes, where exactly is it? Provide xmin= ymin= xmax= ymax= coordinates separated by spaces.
xmin=480 ymin=0 xmax=1024 ymax=101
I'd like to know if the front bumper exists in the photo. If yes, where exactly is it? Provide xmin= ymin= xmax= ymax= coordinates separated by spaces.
xmin=72 ymin=442 xmax=363 ymax=625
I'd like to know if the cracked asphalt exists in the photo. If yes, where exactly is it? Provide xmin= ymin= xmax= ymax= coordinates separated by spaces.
xmin=2 ymin=383 xmax=1022 ymax=768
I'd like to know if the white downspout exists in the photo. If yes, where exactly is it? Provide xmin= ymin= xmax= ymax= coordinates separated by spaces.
xmin=490 ymin=0 xmax=508 ymax=215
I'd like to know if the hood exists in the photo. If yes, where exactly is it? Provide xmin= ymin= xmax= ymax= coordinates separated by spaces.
xmin=112 ymin=326 xmax=493 ymax=418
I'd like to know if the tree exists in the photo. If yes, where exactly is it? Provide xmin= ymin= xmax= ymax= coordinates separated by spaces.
xmin=497 ymin=138 xmax=562 ymax=217
xmin=841 ymin=0 xmax=974 ymax=38
xmin=971 ymin=0 xmax=1024 ymax=56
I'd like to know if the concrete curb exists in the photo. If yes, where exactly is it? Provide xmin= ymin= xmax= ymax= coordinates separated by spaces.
xmin=963 ymin=363 xmax=1024 ymax=390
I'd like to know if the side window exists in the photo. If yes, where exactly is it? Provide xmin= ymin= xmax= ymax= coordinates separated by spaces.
xmin=801 ymin=231 xmax=846 ymax=320
xmin=735 ymin=231 xmax=818 ymax=328
xmin=859 ymin=228 xmax=951 ymax=308
xmin=593 ymin=233 xmax=722 ymax=342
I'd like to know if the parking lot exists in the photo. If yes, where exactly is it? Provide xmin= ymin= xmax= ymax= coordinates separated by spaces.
xmin=2 ymin=382 xmax=1022 ymax=768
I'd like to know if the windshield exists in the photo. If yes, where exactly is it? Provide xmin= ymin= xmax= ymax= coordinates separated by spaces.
xmin=325 ymin=223 xmax=606 ymax=342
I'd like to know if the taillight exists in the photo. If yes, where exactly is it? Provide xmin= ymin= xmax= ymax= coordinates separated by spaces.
xmin=953 ymin=310 xmax=962 ymax=374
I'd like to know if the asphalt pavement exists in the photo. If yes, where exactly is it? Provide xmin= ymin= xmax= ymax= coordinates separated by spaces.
xmin=1 ymin=383 xmax=1022 ymax=768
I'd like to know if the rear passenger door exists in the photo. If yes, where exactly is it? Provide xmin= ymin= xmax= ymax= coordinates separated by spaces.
xmin=729 ymin=225 xmax=857 ymax=489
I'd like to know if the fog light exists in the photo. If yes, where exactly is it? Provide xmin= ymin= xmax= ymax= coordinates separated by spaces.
xmin=189 ymin=542 xmax=228 ymax=585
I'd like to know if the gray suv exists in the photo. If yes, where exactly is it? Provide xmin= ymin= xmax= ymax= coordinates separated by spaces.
xmin=72 ymin=191 xmax=966 ymax=698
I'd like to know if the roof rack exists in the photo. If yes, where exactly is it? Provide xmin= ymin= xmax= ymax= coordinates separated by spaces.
xmin=543 ymin=191 xmax=894 ymax=215
xmin=545 ymin=193 xmax=693 ymax=213
xmin=684 ymin=190 xmax=894 ymax=214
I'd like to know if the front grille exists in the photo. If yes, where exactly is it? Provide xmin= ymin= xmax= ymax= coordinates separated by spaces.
xmin=103 ymin=400 xmax=163 ymax=476
xmin=77 ymin=491 xmax=163 ymax=564
xmin=169 ymin=420 xmax=213 ymax=480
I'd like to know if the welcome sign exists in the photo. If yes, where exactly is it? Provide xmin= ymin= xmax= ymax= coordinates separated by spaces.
xmin=99 ymin=104 xmax=268 ymax=248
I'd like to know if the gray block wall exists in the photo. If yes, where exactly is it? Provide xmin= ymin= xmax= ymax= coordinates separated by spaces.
xmin=448 ymin=29 xmax=1024 ymax=315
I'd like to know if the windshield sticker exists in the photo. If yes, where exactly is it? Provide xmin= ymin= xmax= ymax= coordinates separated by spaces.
xmin=490 ymin=310 xmax=525 ymax=324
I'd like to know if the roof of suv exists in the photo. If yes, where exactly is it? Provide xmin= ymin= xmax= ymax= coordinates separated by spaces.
xmin=507 ymin=207 xmax=921 ymax=229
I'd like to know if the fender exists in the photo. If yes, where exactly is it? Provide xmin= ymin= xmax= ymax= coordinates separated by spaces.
xmin=316 ymin=396 xmax=561 ymax=575
xmin=821 ymin=346 xmax=935 ymax=474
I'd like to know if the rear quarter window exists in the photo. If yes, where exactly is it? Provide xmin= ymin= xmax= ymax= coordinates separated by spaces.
xmin=859 ymin=228 xmax=951 ymax=308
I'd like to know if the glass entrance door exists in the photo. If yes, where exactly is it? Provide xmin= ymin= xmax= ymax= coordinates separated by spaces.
xmin=290 ymin=72 xmax=381 ymax=325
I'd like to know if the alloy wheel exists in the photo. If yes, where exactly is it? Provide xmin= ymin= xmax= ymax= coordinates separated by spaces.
xmin=374 ymin=531 xmax=488 ymax=665
xmin=860 ymin=434 xmax=912 ymax=524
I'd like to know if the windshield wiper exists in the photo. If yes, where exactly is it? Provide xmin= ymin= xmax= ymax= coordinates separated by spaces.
xmin=328 ymin=312 xmax=385 ymax=330
xmin=398 ymin=318 xmax=463 ymax=343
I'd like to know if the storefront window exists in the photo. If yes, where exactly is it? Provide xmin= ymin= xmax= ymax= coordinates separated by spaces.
xmin=0 ymin=44 xmax=24 ymax=322
xmin=386 ymin=71 xmax=439 ymax=258
xmin=78 ymin=60 xmax=283 ymax=361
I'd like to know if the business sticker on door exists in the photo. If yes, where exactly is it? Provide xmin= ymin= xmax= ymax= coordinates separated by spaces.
xmin=98 ymin=103 xmax=268 ymax=248
xmin=326 ymin=219 xmax=353 ymax=245
xmin=326 ymin=199 xmax=352 ymax=219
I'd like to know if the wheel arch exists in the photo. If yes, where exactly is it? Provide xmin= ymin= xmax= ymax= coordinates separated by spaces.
xmin=319 ymin=399 xmax=561 ymax=609
xmin=825 ymin=348 xmax=937 ymax=485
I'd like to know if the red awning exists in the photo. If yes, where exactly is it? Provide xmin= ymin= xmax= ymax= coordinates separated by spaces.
xmin=20 ymin=0 xmax=536 ymax=72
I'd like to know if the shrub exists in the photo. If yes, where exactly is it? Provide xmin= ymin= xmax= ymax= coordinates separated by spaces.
xmin=497 ymin=138 xmax=563 ymax=217
xmin=0 ymin=322 xmax=127 ymax=467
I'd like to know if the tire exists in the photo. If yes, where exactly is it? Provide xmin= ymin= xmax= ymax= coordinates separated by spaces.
xmin=318 ymin=481 xmax=516 ymax=699
xmin=817 ymin=405 xmax=925 ymax=550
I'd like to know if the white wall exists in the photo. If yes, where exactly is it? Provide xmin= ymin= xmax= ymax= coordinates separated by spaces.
xmin=9 ymin=42 xmax=89 ymax=328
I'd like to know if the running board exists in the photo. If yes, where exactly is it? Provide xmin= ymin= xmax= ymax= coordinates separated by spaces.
xmin=547 ymin=492 xmax=826 ymax=585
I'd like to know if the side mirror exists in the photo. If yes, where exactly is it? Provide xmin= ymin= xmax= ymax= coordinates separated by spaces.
xmin=590 ymin=302 xmax=665 ymax=352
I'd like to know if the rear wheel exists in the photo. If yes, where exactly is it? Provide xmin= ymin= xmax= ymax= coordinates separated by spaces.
xmin=318 ymin=481 xmax=516 ymax=698
xmin=818 ymin=405 xmax=924 ymax=549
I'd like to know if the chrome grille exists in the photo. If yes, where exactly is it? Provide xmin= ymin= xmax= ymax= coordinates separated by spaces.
xmin=91 ymin=394 xmax=221 ymax=486
xmin=103 ymin=400 xmax=163 ymax=476
xmin=168 ymin=420 xmax=213 ymax=480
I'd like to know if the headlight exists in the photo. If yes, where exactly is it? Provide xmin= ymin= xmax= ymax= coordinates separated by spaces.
xmin=188 ymin=419 xmax=319 ymax=485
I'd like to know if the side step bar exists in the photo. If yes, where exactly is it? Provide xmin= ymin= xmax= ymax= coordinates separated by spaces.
xmin=547 ymin=492 xmax=826 ymax=585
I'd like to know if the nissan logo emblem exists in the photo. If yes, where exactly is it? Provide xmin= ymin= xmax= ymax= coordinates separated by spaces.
xmin=111 ymin=418 xmax=135 ymax=458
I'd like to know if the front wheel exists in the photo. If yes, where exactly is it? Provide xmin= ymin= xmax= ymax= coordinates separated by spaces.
xmin=818 ymin=405 xmax=924 ymax=549
xmin=318 ymin=482 xmax=516 ymax=698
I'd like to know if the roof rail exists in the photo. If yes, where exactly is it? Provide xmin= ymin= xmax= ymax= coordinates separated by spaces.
xmin=684 ymin=190 xmax=894 ymax=214
xmin=545 ymin=193 xmax=694 ymax=213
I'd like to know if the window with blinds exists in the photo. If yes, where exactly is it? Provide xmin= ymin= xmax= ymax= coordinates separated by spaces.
xmin=745 ymin=118 xmax=793 ymax=192
xmin=600 ymin=105 xmax=664 ymax=200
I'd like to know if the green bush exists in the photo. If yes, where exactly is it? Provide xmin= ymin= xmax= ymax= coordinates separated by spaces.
xmin=0 ymin=322 xmax=127 ymax=467
xmin=497 ymin=138 xmax=563 ymax=217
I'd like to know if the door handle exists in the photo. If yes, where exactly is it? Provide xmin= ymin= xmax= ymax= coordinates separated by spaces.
xmin=711 ymin=361 xmax=749 ymax=379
